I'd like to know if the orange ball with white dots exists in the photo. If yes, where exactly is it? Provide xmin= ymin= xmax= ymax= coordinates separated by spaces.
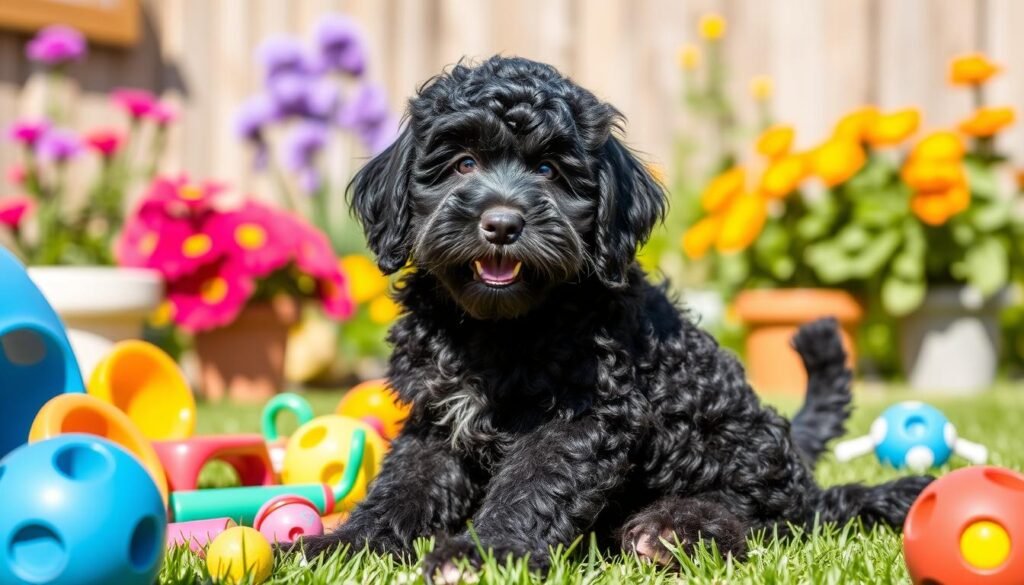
xmin=904 ymin=466 xmax=1024 ymax=584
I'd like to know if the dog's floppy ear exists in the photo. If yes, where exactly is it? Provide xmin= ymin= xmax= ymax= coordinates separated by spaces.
xmin=594 ymin=136 xmax=667 ymax=288
xmin=349 ymin=127 xmax=415 ymax=274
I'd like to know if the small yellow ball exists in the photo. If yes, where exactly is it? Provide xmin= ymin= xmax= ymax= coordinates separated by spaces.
xmin=960 ymin=520 xmax=1011 ymax=570
xmin=207 ymin=526 xmax=274 ymax=584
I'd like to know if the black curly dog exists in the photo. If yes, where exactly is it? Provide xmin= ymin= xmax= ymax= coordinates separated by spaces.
xmin=299 ymin=56 xmax=931 ymax=580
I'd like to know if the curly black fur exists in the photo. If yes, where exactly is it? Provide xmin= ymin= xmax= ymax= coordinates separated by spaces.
xmin=299 ymin=56 xmax=931 ymax=579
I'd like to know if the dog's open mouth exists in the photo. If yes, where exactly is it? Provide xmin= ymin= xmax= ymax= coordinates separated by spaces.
xmin=473 ymin=256 xmax=523 ymax=287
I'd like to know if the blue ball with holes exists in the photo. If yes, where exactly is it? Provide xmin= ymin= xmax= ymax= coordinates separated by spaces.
xmin=873 ymin=401 xmax=956 ymax=471
xmin=0 ymin=434 xmax=166 ymax=584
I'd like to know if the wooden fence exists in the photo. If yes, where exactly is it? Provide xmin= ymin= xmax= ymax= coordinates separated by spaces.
xmin=0 ymin=0 xmax=1021 ymax=205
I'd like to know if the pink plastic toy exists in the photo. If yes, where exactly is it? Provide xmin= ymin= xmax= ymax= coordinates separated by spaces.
xmin=252 ymin=494 xmax=325 ymax=544
xmin=167 ymin=517 xmax=237 ymax=555
xmin=153 ymin=435 xmax=275 ymax=492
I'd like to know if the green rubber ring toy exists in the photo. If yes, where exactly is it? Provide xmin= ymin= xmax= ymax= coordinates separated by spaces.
xmin=260 ymin=393 xmax=315 ymax=442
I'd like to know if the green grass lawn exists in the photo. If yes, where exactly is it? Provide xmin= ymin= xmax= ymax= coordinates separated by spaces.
xmin=161 ymin=384 xmax=1024 ymax=584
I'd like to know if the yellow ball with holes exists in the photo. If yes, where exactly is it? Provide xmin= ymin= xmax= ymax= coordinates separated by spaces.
xmin=281 ymin=415 xmax=387 ymax=509
xmin=960 ymin=520 xmax=1011 ymax=570
xmin=206 ymin=526 xmax=273 ymax=585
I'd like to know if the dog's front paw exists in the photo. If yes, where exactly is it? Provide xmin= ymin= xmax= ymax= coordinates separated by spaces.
xmin=620 ymin=497 xmax=748 ymax=567
xmin=424 ymin=536 xmax=543 ymax=584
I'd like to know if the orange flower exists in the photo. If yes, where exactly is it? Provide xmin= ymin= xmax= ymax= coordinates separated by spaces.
xmin=760 ymin=155 xmax=806 ymax=199
xmin=949 ymin=53 xmax=1001 ymax=86
xmin=756 ymin=125 xmax=795 ymax=159
xmin=700 ymin=166 xmax=745 ymax=213
xmin=832 ymin=106 xmax=879 ymax=142
xmin=749 ymin=76 xmax=774 ymax=102
xmin=716 ymin=193 xmax=767 ymax=253
xmin=810 ymin=139 xmax=866 ymax=187
xmin=902 ymin=158 xmax=966 ymax=192
xmin=911 ymin=184 xmax=970 ymax=226
xmin=678 ymin=44 xmax=700 ymax=71
xmin=910 ymin=131 xmax=965 ymax=162
xmin=681 ymin=215 xmax=722 ymax=259
xmin=958 ymin=106 xmax=1016 ymax=137
xmin=699 ymin=14 xmax=726 ymax=40
xmin=864 ymin=108 xmax=921 ymax=147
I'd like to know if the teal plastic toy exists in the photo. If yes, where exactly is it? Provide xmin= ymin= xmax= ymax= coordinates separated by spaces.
xmin=169 ymin=428 xmax=367 ymax=525
xmin=0 ymin=434 xmax=167 ymax=584
xmin=0 ymin=247 xmax=85 ymax=458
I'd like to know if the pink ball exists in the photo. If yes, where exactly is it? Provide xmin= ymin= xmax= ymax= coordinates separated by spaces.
xmin=253 ymin=494 xmax=325 ymax=544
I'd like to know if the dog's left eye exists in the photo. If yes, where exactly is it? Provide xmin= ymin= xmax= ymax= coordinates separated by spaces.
xmin=535 ymin=161 xmax=557 ymax=179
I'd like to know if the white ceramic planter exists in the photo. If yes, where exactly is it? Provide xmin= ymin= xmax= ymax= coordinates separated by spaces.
xmin=899 ymin=286 xmax=1006 ymax=393
xmin=28 ymin=266 xmax=163 ymax=380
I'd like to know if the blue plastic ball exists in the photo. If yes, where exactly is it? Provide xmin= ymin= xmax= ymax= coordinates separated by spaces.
xmin=873 ymin=401 xmax=955 ymax=471
xmin=0 ymin=434 xmax=166 ymax=584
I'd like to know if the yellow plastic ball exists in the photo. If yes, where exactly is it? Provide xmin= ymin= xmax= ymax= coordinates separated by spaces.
xmin=206 ymin=526 xmax=273 ymax=584
xmin=960 ymin=520 xmax=1011 ymax=570
xmin=282 ymin=415 xmax=388 ymax=510
xmin=336 ymin=379 xmax=411 ymax=440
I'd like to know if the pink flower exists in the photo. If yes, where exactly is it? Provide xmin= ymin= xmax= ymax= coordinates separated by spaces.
xmin=111 ymin=88 xmax=157 ymax=119
xmin=84 ymin=129 xmax=124 ymax=158
xmin=166 ymin=258 xmax=254 ymax=332
xmin=289 ymin=213 xmax=338 ymax=279
xmin=0 ymin=196 xmax=34 ymax=230
xmin=8 ymin=120 xmax=49 ymax=147
xmin=146 ymin=101 xmax=177 ymax=126
xmin=26 ymin=25 xmax=86 ymax=65
xmin=317 ymin=268 xmax=355 ymax=319
xmin=140 ymin=175 xmax=226 ymax=219
xmin=6 ymin=165 xmax=25 ymax=186
xmin=205 ymin=200 xmax=293 ymax=277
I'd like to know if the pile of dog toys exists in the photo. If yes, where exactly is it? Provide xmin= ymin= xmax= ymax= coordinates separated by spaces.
xmin=0 ymin=248 xmax=409 ymax=584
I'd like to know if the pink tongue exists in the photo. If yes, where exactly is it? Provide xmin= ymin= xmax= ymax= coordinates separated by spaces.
xmin=480 ymin=257 xmax=516 ymax=281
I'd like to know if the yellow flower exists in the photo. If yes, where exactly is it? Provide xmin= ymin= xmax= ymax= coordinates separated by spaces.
xmin=810 ymin=139 xmax=866 ymax=187
xmin=958 ymin=106 xmax=1016 ymax=137
xmin=901 ymin=158 xmax=966 ymax=192
xmin=368 ymin=296 xmax=401 ymax=324
xmin=678 ymin=44 xmax=700 ymax=71
xmin=760 ymin=155 xmax=807 ymax=199
xmin=864 ymin=108 xmax=921 ymax=147
xmin=700 ymin=166 xmax=745 ymax=213
xmin=149 ymin=300 xmax=175 ymax=327
xmin=749 ymin=75 xmax=774 ymax=102
xmin=910 ymin=131 xmax=965 ymax=162
xmin=833 ymin=106 xmax=879 ymax=142
xmin=681 ymin=215 xmax=722 ymax=260
xmin=716 ymin=193 xmax=767 ymax=253
xmin=949 ymin=53 xmax=1001 ymax=86
xmin=911 ymin=185 xmax=970 ymax=226
xmin=699 ymin=13 xmax=726 ymax=40
xmin=755 ymin=125 xmax=795 ymax=159
xmin=340 ymin=254 xmax=388 ymax=304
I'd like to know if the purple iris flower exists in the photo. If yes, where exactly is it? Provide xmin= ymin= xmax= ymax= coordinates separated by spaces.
xmin=283 ymin=121 xmax=328 ymax=173
xmin=304 ymin=80 xmax=341 ymax=121
xmin=233 ymin=94 xmax=278 ymax=142
xmin=257 ymin=35 xmax=308 ymax=78
xmin=26 ymin=25 xmax=87 ymax=66
xmin=315 ymin=15 xmax=366 ymax=76
xmin=35 ymin=128 xmax=82 ymax=164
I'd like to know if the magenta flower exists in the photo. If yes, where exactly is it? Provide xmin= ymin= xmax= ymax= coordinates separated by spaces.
xmin=35 ymin=128 xmax=81 ymax=164
xmin=166 ymin=258 xmax=254 ymax=332
xmin=205 ymin=200 xmax=293 ymax=277
xmin=0 ymin=196 xmax=35 ymax=230
xmin=317 ymin=268 xmax=355 ymax=320
xmin=26 ymin=25 xmax=86 ymax=66
xmin=111 ymin=88 xmax=157 ymax=119
xmin=147 ymin=101 xmax=177 ymax=126
xmin=288 ymin=213 xmax=338 ymax=279
xmin=84 ymin=128 xmax=124 ymax=158
xmin=8 ymin=120 xmax=50 ymax=148
xmin=315 ymin=15 xmax=366 ymax=76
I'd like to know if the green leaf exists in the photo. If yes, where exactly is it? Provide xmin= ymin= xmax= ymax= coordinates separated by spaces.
xmin=849 ymin=229 xmax=901 ymax=275
xmin=805 ymin=242 xmax=854 ymax=284
xmin=971 ymin=199 xmax=1012 ymax=232
xmin=963 ymin=236 xmax=1008 ymax=296
xmin=881 ymin=276 xmax=926 ymax=316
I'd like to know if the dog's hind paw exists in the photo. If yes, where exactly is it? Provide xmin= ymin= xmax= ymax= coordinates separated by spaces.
xmin=423 ymin=536 xmax=544 ymax=584
xmin=620 ymin=497 xmax=748 ymax=566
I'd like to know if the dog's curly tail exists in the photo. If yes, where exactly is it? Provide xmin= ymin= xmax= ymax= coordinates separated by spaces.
xmin=789 ymin=317 xmax=853 ymax=468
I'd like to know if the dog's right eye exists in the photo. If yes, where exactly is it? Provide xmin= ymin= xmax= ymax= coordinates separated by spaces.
xmin=455 ymin=157 xmax=478 ymax=174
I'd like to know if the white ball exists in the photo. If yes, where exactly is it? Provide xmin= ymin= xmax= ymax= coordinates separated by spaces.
xmin=905 ymin=446 xmax=935 ymax=472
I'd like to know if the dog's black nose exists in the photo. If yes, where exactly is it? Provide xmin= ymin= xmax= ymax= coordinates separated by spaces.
xmin=479 ymin=207 xmax=524 ymax=245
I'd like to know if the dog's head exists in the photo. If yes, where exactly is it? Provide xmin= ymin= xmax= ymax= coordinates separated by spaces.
xmin=350 ymin=56 xmax=665 ymax=320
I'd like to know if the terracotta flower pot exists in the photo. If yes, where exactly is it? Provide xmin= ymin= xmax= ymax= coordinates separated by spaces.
xmin=734 ymin=288 xmax=862 ymax=395
xmin=194 ymin=297 xmax=299 ymax=403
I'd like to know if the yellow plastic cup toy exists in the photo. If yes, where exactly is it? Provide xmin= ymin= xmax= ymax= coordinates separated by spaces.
xmin=281 ymin=415 xmax=387 ymax=510
xmin=206 ymin=526 xmax=273 ymax=585
xmin=336 ymin=378 xmax=411 ymax=440
xmin=88 ymin=340 xmax=196 ymax=440
xmin=29 ymin=393 xmax=170 ymax=504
